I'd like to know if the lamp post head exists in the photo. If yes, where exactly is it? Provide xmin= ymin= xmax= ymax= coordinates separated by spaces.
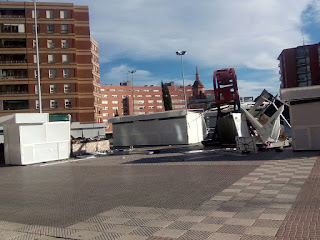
xmin=128 ymin=70 xmax=136 ymax=74
xmin=176 ymin=51 xmax=187 ymax=56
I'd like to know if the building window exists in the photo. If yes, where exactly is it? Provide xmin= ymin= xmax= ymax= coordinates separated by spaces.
xmin=50 ymin=99 xmax=58 ymax=108
xmin=103 ymin=107 xmax=108 ymax=110
xmin=102 ymin=113 xmax=109 ymax=116
xmin=47 ymin=39 xmax=54 ymax=48
xmin=32 ymin=10 xmax=39 ymax=18
xmin=50 ymin=84 xmax=57 ymax=93
xmin=64 ymin=99 xmax=71 ymax=108
xmin=148 ymin=100 xmax=154 ymax=103
xmin=62 ymin=54 xmax=69 ymax=63
xmin=110 ymin=89 xmax=116 ymax=91
xmin=112 ymin=95 xmax=117 ymax=98
xmin=61 ymin=40 xmax=68 ymax=48
xmin=60 ymin=10 xmax=67 ymax=19
xmin=48 ymin=54 xmax=55 ymax=63
xmin=149 ymin=106 xmax=154 ymax=109
xmin=112 ymin=107 xmax=118 ymax=110
xmin=154 ymin=90 xmax=160 ymax=92
xmin=112 ymin=101 xmax=118 ymax=104
xmin=34 ymin=70 xmax=38 ymax=78
xmin=155 ymin=95 xmax=161 ymax=97
xmin=122 ymin=95 xmax=126 ymax=99
xmin=146 ymin=95 xmax=151 ymax=97
xmin=63 ymin=69 xmax=70 ymax=78
xmin=64 ymin=84 xmax=71 ymax=93
xmin=32 ymin=24 xmax=40 ymax=33
xmin=35 ymin=100 xmax=39 ymax=109
xmin=46 ymin=10 xmax=53 ymax=19
xmin=157 ymin=106 xmax=163 ymax=109
xmin=61 ymin=24 xmax=68 ymax=34
xmin=157 ymin=100 xmax=162 ymax=103
xmin=35 ymin=85 xmax=38 ymax=94
xmin=33 ymin=55 xmax=37 ymax=63
xmin=134 ymin=100 xmax=145 ymax=104
xmin=49 ymin=69 xmax=56 ymax=78
xmin=47 ymin=24 xmax=54 ymax=33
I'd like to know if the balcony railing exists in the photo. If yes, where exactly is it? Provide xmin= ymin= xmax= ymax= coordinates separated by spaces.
xmin=0 ymin=90 xmax=27 ymax=95
xmin=0 ymin=15 xmax=25 ymax=18
xmin=1 ymin=75 xmax=28 ymax=79
xmin=0 ymin=60 xmax=26 ymax=64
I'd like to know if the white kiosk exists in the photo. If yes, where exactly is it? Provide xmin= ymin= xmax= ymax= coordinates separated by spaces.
xmin=2 ymin=113 xmax=70 ymax=165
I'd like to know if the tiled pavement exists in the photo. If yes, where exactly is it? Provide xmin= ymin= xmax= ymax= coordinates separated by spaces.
xmin=0 ymin=152 xmax=318 ymax=240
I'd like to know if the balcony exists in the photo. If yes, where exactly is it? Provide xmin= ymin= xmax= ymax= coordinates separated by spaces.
xmin=3 ymin=100 xmax=29 ymax=110
xmin=0 ymin=69 xmax=28 ymax=79
xmin=0 ymin=9 xmax=25 ymax=18
xmin=0 ymin=39 xmax=26 ymax=48
xmin=0 ymin=23 xmax=25 ymax=33
xmin=0 ymin=54 xmax=26 ymax=64
xmin=0 ymin=84 xmax=28 ymax=95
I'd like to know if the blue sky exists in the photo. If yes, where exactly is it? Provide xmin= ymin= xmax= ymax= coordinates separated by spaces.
xmin=35 ymin=0 xmax=320 ymax=97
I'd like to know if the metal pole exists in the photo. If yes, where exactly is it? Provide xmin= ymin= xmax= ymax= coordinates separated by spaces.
xmin=131 ymin=72 xmax=134 ymax=115
xmin=34 ymin=0 xmax=42 ymax=113
xmin=180 ymin=55 xmax=187 ymax=109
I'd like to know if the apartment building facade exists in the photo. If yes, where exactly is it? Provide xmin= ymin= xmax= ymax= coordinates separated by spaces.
xmin=0 ymin=1 xmax=97 ymax=122
xmin=278 ymin=43 xmax=320 ymax=88
xmin=101 ymin=83 xmax=166 ymax=132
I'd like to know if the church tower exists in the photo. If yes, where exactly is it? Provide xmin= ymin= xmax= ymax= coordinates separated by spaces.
xmin=192 ymin=66 xmax=205 ymax=98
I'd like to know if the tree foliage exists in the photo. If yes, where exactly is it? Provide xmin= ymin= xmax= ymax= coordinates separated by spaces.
xmin=161 ymin=81 xmax=172 ymax=111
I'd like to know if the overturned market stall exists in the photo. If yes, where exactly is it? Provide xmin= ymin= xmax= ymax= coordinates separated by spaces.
xmin=108 ymin=110 xmax=207 ymax=147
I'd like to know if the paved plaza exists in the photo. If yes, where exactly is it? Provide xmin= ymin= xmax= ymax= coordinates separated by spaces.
xmin=0 ymin=146 xmax=319 ymax=240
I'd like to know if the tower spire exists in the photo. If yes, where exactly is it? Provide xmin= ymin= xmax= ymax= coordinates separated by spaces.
xmin=196 ymin=66 xmax=200 ymax=81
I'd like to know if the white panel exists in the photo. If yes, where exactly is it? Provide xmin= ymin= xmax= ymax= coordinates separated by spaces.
xmin=158 ymin=118 xmax=188 ymax=145
xmin=4 ymin=124 xmax=21 ymax=165
xmin=311 ymin=127 xmax=320 ymax=150
xmin=133 ymin=120 xmax=159 ymax=145
xmin=21 ymin=146 xmax=34 ymax=165
xmin=46 ymin=122 xmax=70 ymax=142
xmin=34 ymin=142 xmax=59 ymax=162
xmin=58 ymin=141 xmax=70 ymax=159
xmin=14 ymin=113 xmax=48 ymax=124
xmin=20 ymin=125 xmax=46 ymax=145
xmin=293 ymin=128 xmax=309 ymax=150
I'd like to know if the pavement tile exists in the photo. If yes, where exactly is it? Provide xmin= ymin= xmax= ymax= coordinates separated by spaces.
xmin=0 ymin=222 xmax=28 ymax=231
xmin=118 ymin=235 xmax=148 ymax=240
xmin=222 ymin=201 xmax=247 ymax=207
xmin=244 ymin=227 xmax=278 ymax=236
xmin=98 ymin=211 xmax=123 ymax=217
xmin=259 ymin=213 xmax=286 ymax=221
xmin=165 ymin=221 xmax=196 ymax=230
xmin=3 ymin=232 xmax=41 ymax=240
xmin=207 ymin=232 xmax=241 ymax=240
xmin=178 ymin=230 xmax=213 ymax=239
xmin=105 ymin=225 xmax=138 ymax=234
xmin=152 ymin=228 xmax=187 ymax=238
xmin=201 ymin=217 xmax=228 ymax=225
xmin=90 ymin=232 xmax=124 ymax=240
xmin=143 ymin=220 xmax=174 ymax=228
xmin=210 ymin=195 xmax=233 ymax=201
xmin=66 ymin=230 xmax=103 ymax=240
xmin=103 ymin=218 xmax=131 ymax=225
xmin=124 ymin=219 xmax=153 ymax=227
xmin=210 ymin=211 xmax=236 ymax=218
xmin=67 ymin=222 xmax=97 ymax=230
xmin=87 ymin=223 xmax=117 ymax=232
xmin=167 ymin=209 xmax=190 ymax=215
xmin=176 ymin=216 xmax=205 ymax=223
xmin=84 ymin=216 xmax=112 ymax=223
xmin=217 ymin=225 xmax=247 ymax=234
xmin=225 ymin=218 xmax=255 ymax=227
xmin=130 ymin=227 xmax=162 ymax=236
xmin=134 ymin=213 xmax=161 ymax=219
xmin=222 ymin=189 xmax=242 ymax=193
xmin=252 ymin=219 xmax=283 ymax=228
xmin=190 ymin=223 xmax=222 ymax=232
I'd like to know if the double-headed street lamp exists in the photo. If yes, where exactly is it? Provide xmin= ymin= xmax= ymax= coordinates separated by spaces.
xmin=34 ymin=0 xmax=42 ymax=113
xmin=128 ymin=70 xmax=136 ymax=114
xmin=176 ymin=51 xmax=187 ymax=109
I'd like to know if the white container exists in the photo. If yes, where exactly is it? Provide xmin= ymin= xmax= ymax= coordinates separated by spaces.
xmin=109 ymin=110 xmax=206 ymax=146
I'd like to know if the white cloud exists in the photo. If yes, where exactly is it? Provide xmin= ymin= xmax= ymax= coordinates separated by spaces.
xmin=34 ymin=0 xmax=315 ymax=69
xmin=82 ymin=0 xmax=313 ymax=70
xmin=102 ymin=64 xmax=193 ymax=87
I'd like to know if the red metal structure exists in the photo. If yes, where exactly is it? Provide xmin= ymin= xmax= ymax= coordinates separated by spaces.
xmin=213 ymin=68 xmax=240 ymax=114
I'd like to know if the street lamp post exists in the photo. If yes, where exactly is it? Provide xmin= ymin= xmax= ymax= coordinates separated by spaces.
xmin=34 ymin=0 xmax=42 ymax=113
xmin=128 ymin=70 xmax=136 ymax=115
xmin=176 ymin=51 xmax=187 ymax=109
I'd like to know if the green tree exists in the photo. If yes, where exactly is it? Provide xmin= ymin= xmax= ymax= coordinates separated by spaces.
xmin=161 ymin=81 xmax=172 ymax=111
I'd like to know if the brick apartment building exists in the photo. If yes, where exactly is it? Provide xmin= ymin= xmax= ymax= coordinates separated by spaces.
xmin=0 ymin=1 xmax=99 ymax=122
xmin=101 ymin=68 xmax=217 ymax=132
xmin=278 ymin=43 xmax=320 ymax=88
